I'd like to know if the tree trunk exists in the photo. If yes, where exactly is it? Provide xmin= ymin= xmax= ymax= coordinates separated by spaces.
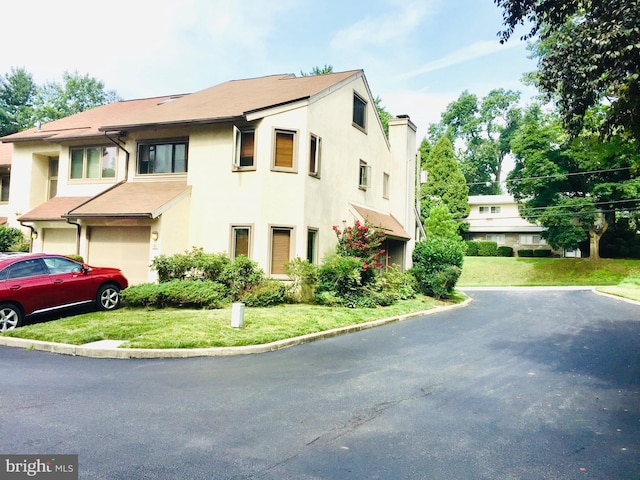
xmin=588 ymin=220 xmax=609 ymax=260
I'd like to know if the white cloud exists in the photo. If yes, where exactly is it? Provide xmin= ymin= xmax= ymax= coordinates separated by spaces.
xmin=399 ymin=40 xmax=521 ymax=79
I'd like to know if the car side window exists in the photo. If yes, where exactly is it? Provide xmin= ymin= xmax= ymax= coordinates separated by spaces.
xmin=42 ymin=257 xmax=83 ymax=274
xmin=3 ymin=259 xmax=48 ymax=279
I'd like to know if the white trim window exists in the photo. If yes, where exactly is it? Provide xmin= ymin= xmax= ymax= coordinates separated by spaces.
xmin=309 ymin=134 xmax=321 ymax=177
xmin=486 ymin=234 xmax=505 ymax=244
xmin=70 ymin=146 xmax=117 ymax=180
xmin=359 ymin=160 xmax=371 ymax=190
xmin=233 ymin=126 xmax=255 ymax=169
xmin=520 ymin=234 xmax=546 ymax=245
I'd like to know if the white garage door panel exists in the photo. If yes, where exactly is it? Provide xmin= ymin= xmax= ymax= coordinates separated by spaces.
xmin=88 ymin=227 xmax=150 ymax=285
xmin=42 ymin=228 xmax=77 ymax=255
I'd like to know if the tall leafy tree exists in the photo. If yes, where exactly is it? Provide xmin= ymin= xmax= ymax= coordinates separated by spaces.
xmin=508 ymin=103 xmax=640 ymax=259
xmin=299 ymin=65 xmax=334 ymax=76
xmin=429 ymin=89 xmax=522 ymax=194
xmin=420 ymin=136 xmax=469 ymax=226
xmin=33 ymin=71 xmax=120 ymax=124
xmin=0 ymin=67 xmax=37 ymax=136
xmin=495 ymin=0 xmax=640 ymax=142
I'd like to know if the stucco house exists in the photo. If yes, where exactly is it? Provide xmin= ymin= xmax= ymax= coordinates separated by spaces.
xmin=464 ymin=194 xmax=551 ymax=254
xmin=0 ymin=70 xmax=420 ymax=284
xmin=0 ymin=142 xmax=11 ymax=225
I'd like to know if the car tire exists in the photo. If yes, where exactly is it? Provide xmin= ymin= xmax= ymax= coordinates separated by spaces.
xmin=0 ymin=303 xmax=23 ymax=332
xmin=97 ymin=284 xmax=121 ymax=311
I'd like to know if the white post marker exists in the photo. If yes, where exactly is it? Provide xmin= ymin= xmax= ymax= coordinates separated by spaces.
xmin=231 ymin=302 xmax=245 ymax=328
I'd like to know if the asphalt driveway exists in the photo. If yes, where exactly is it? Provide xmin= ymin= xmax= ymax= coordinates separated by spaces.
xmin=0 ymin=289 xmax=638 ymax=479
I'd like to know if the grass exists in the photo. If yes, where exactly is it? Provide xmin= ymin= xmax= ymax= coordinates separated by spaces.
xmin=458 ymin=257 xmax=640 ymax=286
xmin=1 ymin=295 xmax=462 ymax=349
xmin=4 ymin=257 xmax=639 ymax=350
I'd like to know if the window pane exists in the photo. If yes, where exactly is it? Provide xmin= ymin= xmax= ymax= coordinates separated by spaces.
xmin=234 ymin=228 xmax=250 ymax=258
xmin=70 ymin=149 xmax=84 ymax=178
xmin=86 ymin=147 xmax=100 ymax=178
xmin=275 ymin=131 xmax=294 ymax=168
xmin=307 ymin=230 xmax=317 ymax=263
xmin=240 ymin=131 xmax=254 ymax=167
xmin=353 ymin=94 xmax=366 ymax=128
xmin=174 ymin=144 xmax=187 ymax=172
xmin=154 ymin=145 xmax=173 ymax=173
xmin=138 ymin=145 xmax=150 ymax=174
xmin=271 ymin=229 xmax=291 ymax=274
xmin=102 ymin=146 xmax=116 ymax=178
xmin=0 ymin=175 xmax=9 ymax=202
xmin=309 ymin=135 xmax=318 ymax=174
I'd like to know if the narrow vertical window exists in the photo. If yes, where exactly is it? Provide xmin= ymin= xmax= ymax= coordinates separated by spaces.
xmin=274 ymin=130 xmax=295 ymax=169
xmin=353 ymin=92 xmax=367 ymax=130
xmin=359 ymin=160 xmax=371 ymax=189
xmin=0 ymin=174 xmax=9 ymax=202
xmin=70 ymin=149 xmax=84 ymax=179
xmin=306 ymin=229 xmax=318 ymax=264
xmin=271 ymin=228 xmax=292 ymax=275
xmin=232 ymin=227 xmax=251 ymax=258
xmin=48 ymin=158 xmax=58 ymax=199
xmin=309 ymin=134 xmax=320 ymax=176
xmin=233 ymin=127 xmax=255 ymax=168
xmin=383 ymin=172 xmax=390 ymax=199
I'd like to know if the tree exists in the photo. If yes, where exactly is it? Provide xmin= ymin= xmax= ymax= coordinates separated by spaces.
xmin=299 ymin=65 xmax=334 ymax=76
xmin=32 ymin=71 xmax=120 ymax=124
xmin=0 ymin=67 xmax=37 ymax=136
xmin=495 ymin=0 xmax=640 ymax=142
xmin=423 ymin=203 xmax=461 ymax=241
xmin=428 ymin=89 xmax=522 ymax=194
xmin=420 ymin=136 xmax=470 ymax=226
xmin=507 ymin=103 xmax=640 ymax=259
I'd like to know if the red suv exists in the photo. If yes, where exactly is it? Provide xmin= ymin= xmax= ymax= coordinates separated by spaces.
xmin=0 ymin=253 xmax=128 ymax=332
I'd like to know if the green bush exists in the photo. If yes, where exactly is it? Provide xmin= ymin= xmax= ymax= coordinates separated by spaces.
xmin=315 ymin=254 xmax=368 ymax=302
xmin=220 ymin=255 xmax=264 ymax=299
xmin=240 ymin=279 xmax=287 ymax=307
xmin=533 ymin=249 xmax=553 ymax=257
xmin=497 ymin=246 xmax=513 ymax=257
xmin=411 ymin=236 xmax=464 ymax=298
xmin=285 ymin=257 xmax=317 ymax=303
xmin=477 ymin=241 xmax=498 ymax=257
xmin=375 ymin=265 xmax=416 ymax=301
xmin=465 ymin=241 xmax=479 ymax=256
xmin=151 ymin=247 xmax=231 ymax=282
xmin=66 ymin=254 xmax=84 ymax=263
xmin=122 ymin=280 xmax=229 ymax=309
xmin=0 ymin=226 xmax=27 ymax=252
xmin=518 ymin=249 xmax=535 ymax=257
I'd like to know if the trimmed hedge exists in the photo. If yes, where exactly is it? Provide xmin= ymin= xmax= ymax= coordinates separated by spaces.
xmin=464 ymin=241 xmax=479 ymax=256
xmin=497 ymin=246 xmax=513 ymax=257
xmin=477 ymin=241 xmax=498 ymax=257
xmin=533 ymin=249 xmax=553 ymax=257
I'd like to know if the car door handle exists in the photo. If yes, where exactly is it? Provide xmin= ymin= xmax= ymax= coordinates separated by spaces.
xmin=10 ymin=285 xmax=21 ymax=290
xmin=53 ymin=279 xmax=63 ymax=284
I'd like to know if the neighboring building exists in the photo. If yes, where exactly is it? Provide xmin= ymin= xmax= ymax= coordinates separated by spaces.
xmin=1 ymin=70 xmax=420 ymax=284
xmin=465 ymin=194 xmax=551 ymax=255
xmin=0 ymin=142 xmax=11 ymax=226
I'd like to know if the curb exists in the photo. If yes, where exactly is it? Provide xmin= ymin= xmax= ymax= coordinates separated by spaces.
xmin=0 ymin=297 xmax=473 ymax=359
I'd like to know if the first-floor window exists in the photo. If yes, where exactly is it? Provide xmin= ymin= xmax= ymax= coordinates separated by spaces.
xmin=383 ymin=172 xmax=390 ymax=199
xmin=231 ymin=226 xmax=251 ymax=258
xmin=138 ymin=139 xmax=188 ymax=175
xmin=486 ymin=234 xmax=505 ymax=244
xmin=520 ymin=234 xmax=546 ymax=245
xmin=70 ymin=146 xmax=117 ymax=179
xmin=0 ymin=172 xmax=9 ymax=202
xmin=307 ymin=229 xmax=318 ymax=264
xmin=271 ymin=227 xmax=292 ymax=275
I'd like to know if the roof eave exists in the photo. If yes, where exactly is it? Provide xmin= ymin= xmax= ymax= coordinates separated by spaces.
xmin=99 ymin=115 xmax=245 ymax=132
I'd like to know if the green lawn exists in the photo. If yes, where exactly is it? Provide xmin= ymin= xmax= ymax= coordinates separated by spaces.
xmin=458 ymin=256 xmax=640 ymax=286
xmin=2 ymin=295 xmax=462 ymax=349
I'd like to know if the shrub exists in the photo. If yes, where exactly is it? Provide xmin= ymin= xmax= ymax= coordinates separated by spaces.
xmin=411 ymin=236 xmax=464 ymax=298
xmin=465 ymin=241 xmax=479 ymax=256
xmin=477 ymin=241 xmax=498 ymax=257
xmin=66 ymin=254 xmax=84 ymax=263
xmin=497 ymin=246 xmax=513 ymax=257
xmin=151 ymin=247 xmax=231 ymax=282
xmin=333 ymin=220 xmax=386 ymax=271
xmin=375 ymin=264 xmax=416 ymax=301
xmin=0 ymin=226 xmax=26 ymax=252
xmin=518 ymin=249 xmax=534 ymax=257
xmin=285 ymin=257 xmax=317 ymax=303
xmin=533 ymin=249 xmax=553 ymax=257
xmin=316 ymin=254 xmax=368 ymax=299
xmin=240 ymin=279 xmax=287 ymax=307
xmin=220 ymin=255 xmax=264 ymax=299
xmin=122 ymin=280 xmax=229 ymax=309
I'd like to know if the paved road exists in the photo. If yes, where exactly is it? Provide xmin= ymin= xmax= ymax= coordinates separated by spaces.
xmin=0 ymin=290 xmax=638 ymax=479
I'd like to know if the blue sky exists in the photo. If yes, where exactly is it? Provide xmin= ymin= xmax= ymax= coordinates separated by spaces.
xmin=1 ymin=0 xmax=537 ymax=139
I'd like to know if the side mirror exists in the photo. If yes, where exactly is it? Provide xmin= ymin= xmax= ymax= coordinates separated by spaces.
xmin=81 ymin=264 xmax=90 ymax=274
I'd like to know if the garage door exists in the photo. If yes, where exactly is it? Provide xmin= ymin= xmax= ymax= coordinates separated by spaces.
xmin=87 ymin=227 xmax=150 ymax=285
xmin=42 ymin=228 xmax=77 ymax=255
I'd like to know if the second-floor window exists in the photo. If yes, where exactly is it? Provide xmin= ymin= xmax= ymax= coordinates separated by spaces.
xmin=309 ymin=134 xmax=321 ymax=177
xmin=479 ymin=206 xmax=501 ymax=214
xmin=273 ymin=130 xmax=297 ymax=171
xmin=353 ymin=92 xmax=367 ymax=131
xmin=70 ymin=146 xmax=117 ymax=180
xmin=0 ymin=172 xmax=9 ymax=202
xmin=359 ymin=160 xmax=371 ymax=189
xmin=233 ymin=127 xmax=255 ymax=169
xmin=137 ymin=139 xmax=188 ymax=175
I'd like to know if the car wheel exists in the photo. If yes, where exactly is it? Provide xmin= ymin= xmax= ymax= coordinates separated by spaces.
xmin=0 ymin=304 xmax=23 ymax=332
xmin=97 ymin=284 xmax=121 ymax=311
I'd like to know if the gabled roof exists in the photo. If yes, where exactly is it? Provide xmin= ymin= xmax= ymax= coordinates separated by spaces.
xmin=0 ymin=70 xmax=363 ymax=144
xmin=1 ymin=95 xmax=181 ymax=143
xmin=66 ymin=181 xmax=191 ymax=219
xmin=18 ymin=196 xmax=93 ymax=222
xmin=100 ymin=70 xmax=362 ymax=131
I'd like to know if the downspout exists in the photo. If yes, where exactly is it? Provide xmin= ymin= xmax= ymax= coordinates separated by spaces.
xmin=65 ymin=218 xmax=82 ymax=256
xmin=105 ymin=130 xmax=130 ymax=181
xmin=19 ymin=222 xmax=36 ymax=252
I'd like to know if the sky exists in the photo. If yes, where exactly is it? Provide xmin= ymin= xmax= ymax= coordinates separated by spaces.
xmin=0 ymin=0 xmax=538 ymax=140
